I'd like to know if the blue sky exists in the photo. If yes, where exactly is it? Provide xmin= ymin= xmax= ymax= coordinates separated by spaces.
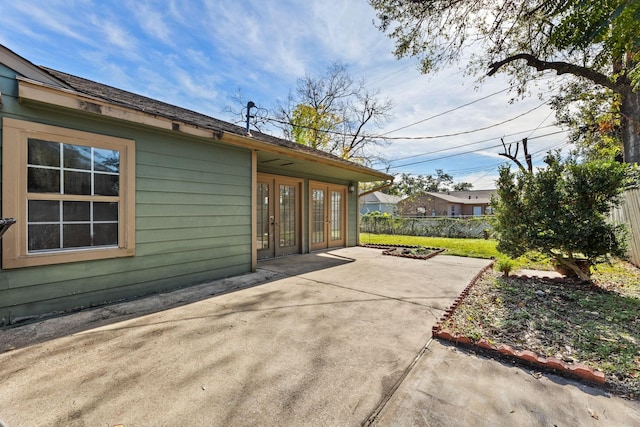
xmin=0 ymin=0 xmax=571 ymax=189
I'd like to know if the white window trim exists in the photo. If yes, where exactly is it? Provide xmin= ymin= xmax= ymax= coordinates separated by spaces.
xmin=2 ymin=118 xmax=135 ymax=268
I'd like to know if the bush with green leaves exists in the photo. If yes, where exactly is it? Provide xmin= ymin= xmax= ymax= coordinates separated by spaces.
xmin=493 ymin=152 xmax=629 ymax=280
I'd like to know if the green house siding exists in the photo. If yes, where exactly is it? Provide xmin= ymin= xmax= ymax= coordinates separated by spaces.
xmin=0 ymin=46 xmax=392 ymax=325
xmin=1 ymin=86 xmax=252 ymax=324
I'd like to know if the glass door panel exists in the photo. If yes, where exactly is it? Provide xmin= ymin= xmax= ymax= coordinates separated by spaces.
xmin=330 ymin=190 xmax=342 ymax=241
xmin=257 ymin=181 xmax=274 ymax=259
xmin=310 ymin=183 xmax=346 ymax=250
xmin=276 ymin=183 xmax=299 ymax=256
xmin=311 ymin=188 xmax=326 ymax=249
xmin=257 ymin=174 xmax=301 ymax=258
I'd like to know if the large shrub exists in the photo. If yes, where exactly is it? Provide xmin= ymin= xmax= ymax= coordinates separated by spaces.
xmin=493 ymin=152 xmax=629 ymax=280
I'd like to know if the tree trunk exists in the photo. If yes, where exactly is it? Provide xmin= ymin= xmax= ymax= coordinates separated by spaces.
xmin=621 ymin=88 xmax=640 ymax=164
xmin=554 ymin=256 xmax=591 ymax=281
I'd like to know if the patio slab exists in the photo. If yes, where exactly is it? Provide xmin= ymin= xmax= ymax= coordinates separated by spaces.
xmin=0 ymin=247 xmax=488 ymax=426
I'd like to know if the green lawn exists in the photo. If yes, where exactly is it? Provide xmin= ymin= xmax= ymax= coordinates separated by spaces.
xmin=359 ymin=233 xmax=553 ymax=270
xmin=359 ymin=233 xmax=499 ymax=259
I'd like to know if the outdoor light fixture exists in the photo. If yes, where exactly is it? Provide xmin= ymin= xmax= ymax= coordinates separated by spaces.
xmin=348 ymin=183 xmax=355 ymax=193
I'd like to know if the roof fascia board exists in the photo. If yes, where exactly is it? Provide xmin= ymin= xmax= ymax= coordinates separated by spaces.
xmin=1 ymin=45 xmax=71 ymax=89
xmin=222 ymin=132 xmax=392 ymax=181
xmin=18 ymin=78 xmax=392 ymax=182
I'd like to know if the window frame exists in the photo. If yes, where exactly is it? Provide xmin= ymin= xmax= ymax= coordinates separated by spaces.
xmin=2 ymin=118 xmax=135 ymax=268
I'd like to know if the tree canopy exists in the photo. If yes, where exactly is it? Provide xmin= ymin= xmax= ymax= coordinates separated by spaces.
xmin=493 ymin=152 xmax=629 ymax=280
xmin=370 ymin=0 xmax=640 ymax=162
xmin=275 ymin=61 xmax=393 ymax=164
xmin=386 ymin=170 xmax=473 ymax=196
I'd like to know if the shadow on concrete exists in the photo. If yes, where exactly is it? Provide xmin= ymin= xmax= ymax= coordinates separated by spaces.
xmin=258 ymin=248 xmax=355 ymax=276
xmin=0 ymin=250 xmax=354 ymax=353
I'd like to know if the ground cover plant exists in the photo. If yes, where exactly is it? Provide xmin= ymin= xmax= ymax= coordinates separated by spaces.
xmin=440 ymin=266 xmax=640 ymax=399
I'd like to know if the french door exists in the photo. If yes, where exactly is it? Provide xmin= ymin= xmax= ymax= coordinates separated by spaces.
xmin=310 ymin=182 xmax=346 ymax=251
xmin=257 ymin=175 xmax=302 ymax=259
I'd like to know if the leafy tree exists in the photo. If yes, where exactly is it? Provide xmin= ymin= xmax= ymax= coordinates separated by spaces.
xmin=290 ymin=104 xmax=338 ymax=151
xmin=370 ymin=0 xmax=640 ymax=163
xmin=452 ymin=182 xmax=474 ymax=191
xmin=386 ymin=170 xmax=473 ymax=196
xmin=551 ymin=83 xmax=622 ymax=161
xmin=493 ymin=152 xmax=629 ymax=280
xmin=276 ymin=61 xmax=393 ymax=164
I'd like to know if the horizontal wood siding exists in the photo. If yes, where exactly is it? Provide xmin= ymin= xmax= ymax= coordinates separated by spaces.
xmin=1 ymin=98 xmax=252 ymax=324
xmin=347 ymin=189 xmax=358 ymax=246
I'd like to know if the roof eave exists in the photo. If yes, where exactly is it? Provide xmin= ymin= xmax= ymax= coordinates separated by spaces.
xmin=16 ymin=77 xmax=392 ymax=182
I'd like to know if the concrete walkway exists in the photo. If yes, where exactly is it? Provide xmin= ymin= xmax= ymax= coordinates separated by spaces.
xmin=0 ymin=247 xmax=638 ymax=426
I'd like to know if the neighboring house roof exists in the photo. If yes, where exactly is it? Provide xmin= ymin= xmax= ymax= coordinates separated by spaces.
xmin=360 ymin=191 xmax=403 ymax=204
xmin=425 ymin=190 xmax=496 ymax=205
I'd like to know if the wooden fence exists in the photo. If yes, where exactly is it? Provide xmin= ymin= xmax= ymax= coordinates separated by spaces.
xmin=611 ymin=188 xmax=640 ymax=267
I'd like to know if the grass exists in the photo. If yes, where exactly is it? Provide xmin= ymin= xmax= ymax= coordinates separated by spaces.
xmin=359 ymin=233 xmax=552 ymax=270
xmin=360 ymin=233 xmax=500 ymax=259
xmin=361 ymin=233 xmax=640 ymax=399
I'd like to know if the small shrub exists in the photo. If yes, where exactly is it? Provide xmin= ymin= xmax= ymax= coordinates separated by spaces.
xmin=496 ymin=258 xmax=515 ymax=277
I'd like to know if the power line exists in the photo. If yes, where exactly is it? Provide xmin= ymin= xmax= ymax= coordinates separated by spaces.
xmin=263 ymin=99 xmax=551 ymax=141
xmin=387 ymin=130 xmax=570 ymax=170
xmin=387 ymin=124 xmax=556 ymax=163
xmin=384 ymin=130 xmax=568 ymax=167
xmin=379 ymin=87 xmax=510 ymax=136
xmin=379 ymin=102 xmax=549 ymax=140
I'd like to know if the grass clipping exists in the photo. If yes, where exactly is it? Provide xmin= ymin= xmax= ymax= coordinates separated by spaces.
xmin=441 ymin=263 xmax=640 ymax=399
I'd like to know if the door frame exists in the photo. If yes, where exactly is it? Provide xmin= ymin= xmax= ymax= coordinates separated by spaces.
xmin=309 ymin=180 xmax=347 ymax=251
xmin=256 ymin=173 xmax=303 ymax=259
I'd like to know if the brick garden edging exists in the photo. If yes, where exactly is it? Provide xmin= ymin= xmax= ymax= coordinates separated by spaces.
xmin=431 ymin=265 xmax=606 ymax=385
xmin=361 ymin=244 xmax=445 ymax=260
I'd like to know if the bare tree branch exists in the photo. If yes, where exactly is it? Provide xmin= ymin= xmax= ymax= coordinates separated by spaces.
xmin=487 ymin=53 xmax=620 ymax=92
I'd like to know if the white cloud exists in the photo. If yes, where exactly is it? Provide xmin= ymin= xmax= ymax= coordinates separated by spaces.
xmin=129 ymin=2 xmax=174 ymax=45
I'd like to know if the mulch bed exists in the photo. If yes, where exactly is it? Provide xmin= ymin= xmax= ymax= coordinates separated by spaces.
xmin=362 ymin=243 xmax=445 ymax=260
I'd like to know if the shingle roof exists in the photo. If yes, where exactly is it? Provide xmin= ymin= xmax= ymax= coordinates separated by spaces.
xmin=425 ymin=190 xmax=496 ymax=204
xmin=40 ymin=67 xmax=390 ymax=179
xmin=360 ymin=191 xmax=403 ymax=204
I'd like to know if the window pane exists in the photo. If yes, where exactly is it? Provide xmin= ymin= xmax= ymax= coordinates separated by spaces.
xmin=64 ymin=170 xmax=91 ymax=195
xmin=63 ymin=201 xmax=90 ymax=221
xmin=63 ymin=144 xmax=91 ymax=170
xmin=256 ymin=183 xmax=269 ymax=250
xmin=28 ymin=139 xmax=60 ymax=167
xmin=29 ymin=200 xmax=60 ymax=222
xmin=312 ymin=189 xmax=325 ymax=244
xmin=331 ymin=191 xmax=342 ymax=240
xmin=28 ymin=224 xmax=60 ymax=251
xmin=94 ymin=148 xmax=120 ymax=172
xmin=279 ymin=184 xmax=296 ymax=247
xmin=94 ymin=202 xmax=119 ymax=221
xmin=94 ymin=223 xmax=118 ymax=246
xmin=28 ymin=168 xmax=60 ymax=193
xmin=94 ymin=173 xmax=119 ymax=196
xmin=63 ymin=224 xmax=91 ymax=248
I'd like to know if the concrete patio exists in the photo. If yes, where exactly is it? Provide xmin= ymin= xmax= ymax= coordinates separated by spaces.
xmin=0 ymin=247 xmax=638 ymax=426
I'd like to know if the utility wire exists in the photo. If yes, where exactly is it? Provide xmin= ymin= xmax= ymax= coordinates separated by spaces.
xmin=390 ymin=130 xmax=568 ymax=163
xmin=387 ymin=124 xmax=556 ymax=163
xmin=380 ymin=102 xmax=549 ymax=140
xmin=263 ymin=100 xmax=550 ymax=141
xmin=387 ymin=131 xmax=570 ymax=170
xmin=379 ymin=87 xmax=510 ymax=136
